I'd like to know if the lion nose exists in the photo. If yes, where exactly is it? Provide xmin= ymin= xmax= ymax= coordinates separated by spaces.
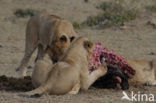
xmin=53 ymin=59 xmax=58 ymax=64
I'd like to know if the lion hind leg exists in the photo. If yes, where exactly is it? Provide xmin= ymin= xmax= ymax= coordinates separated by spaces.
xmin=35 ymin=44 xmax=45 ymax=62
xmin=16 ymin=20 xmax=39 ymax=77
xmin=16 ymin=32 xmax=38 ymax=77
xmin=19 ymin=85 xmax=46 ymax=98
xmin=16 ymin=46 xmax=37 ymax=77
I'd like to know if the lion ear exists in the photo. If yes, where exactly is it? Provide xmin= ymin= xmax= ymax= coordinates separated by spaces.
xmin=84 ymin=40 xmax=93 ymax=51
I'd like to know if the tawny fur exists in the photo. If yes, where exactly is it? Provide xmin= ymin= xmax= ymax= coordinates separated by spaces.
xmin=31 ymin=54 xmax=53 ymax=88
xmin=32 ymin=54 xmax=107 ymax=94
xmin=16 ymin=12 xmax=77 ymax=77
xmin=128 ymin=60 xmax=156 ymax=86
xmin=32 ymin=54 xmax=156 ymax=90
xmin=21 ymin=37 xmax=107 ymax=96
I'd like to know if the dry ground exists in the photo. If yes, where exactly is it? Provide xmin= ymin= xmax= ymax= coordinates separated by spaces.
xmin=0 ymin=0 xmax=156 ymax=103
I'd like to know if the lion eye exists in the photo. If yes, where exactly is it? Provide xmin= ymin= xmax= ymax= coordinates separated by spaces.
xmin=60 ymin=35 xmax=67 ymax=42
xmin=70 ymin=36 xmax=75 ymax=42
xmin=87 ymin=44 xmax=91 ymax=48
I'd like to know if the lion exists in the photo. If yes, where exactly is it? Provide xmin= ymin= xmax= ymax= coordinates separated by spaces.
xmin=92 ymin=58 xmax=156 ymax=89
xmin=16 ymin=12 xmax=77 ymax=77
xmin=19 ymin=36 xmax=107 ymax=97
xmin=128 ymin=60 xmax=156 ymax=86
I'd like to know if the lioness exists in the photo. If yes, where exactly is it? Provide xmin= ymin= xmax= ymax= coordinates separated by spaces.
xmin=16 ymin=12 xmax=77 ymax=77
xmin=98 ymin=59 xmax=156 ymax=89
xmin=19 ymin=36 xmax=107 ymax=97
xmin=128 ymin=60 xmax=156 ymax=86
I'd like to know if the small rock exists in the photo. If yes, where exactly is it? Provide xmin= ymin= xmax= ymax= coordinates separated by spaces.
xmin=148 ymin=52 xmax=156 ymax=55
xmin=0 ymin=45 xmax=3 ymax=48
xmin=84 ymin=0 xmax=88 ymax=3
xmin=27 ymin=65 xmax=32 ymax=69
xmin=146 ymin=20 xmax=156 ymax=29
xmin=119 ymin=25 xmax=129 ymax=30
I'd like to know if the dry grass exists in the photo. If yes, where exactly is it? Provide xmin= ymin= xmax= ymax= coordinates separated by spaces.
xmin=82 ymin=1 xmax=138 ymax=28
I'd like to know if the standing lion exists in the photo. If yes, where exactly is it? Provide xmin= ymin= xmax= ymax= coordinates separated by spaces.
xmin=16 ymin=12 xmax=77 ymax=77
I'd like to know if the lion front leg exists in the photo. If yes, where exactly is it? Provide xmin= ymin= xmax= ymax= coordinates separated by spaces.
xmin=80 ymin=64 xmax=107 ymax=91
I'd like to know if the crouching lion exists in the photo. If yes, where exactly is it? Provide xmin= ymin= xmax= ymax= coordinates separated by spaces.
xmin=95 ymin=59 xmax=156 ymax=89
xmin=19 ymin=36 xmax=107 ymax=97
xmin=128 ymin=60 xmax=156 ymax=86
xmin=16 ymin=12 xmax=77 ymax=77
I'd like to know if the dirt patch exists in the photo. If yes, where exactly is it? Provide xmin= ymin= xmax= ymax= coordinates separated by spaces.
xmin=0 ymin=75 xmax=34 ymax=92
xmin=0 ymin=75 xmax=120 ymax=92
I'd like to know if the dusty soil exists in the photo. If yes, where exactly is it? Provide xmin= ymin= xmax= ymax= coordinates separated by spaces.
xmin=0 ymin=0 xmax=156 ymax=103
xmin=0 ymin=75 xmax=34 ymax=92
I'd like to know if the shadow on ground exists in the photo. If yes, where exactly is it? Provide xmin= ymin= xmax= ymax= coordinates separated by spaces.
xmin=0 ymin=75 xmax=34 ymax=92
